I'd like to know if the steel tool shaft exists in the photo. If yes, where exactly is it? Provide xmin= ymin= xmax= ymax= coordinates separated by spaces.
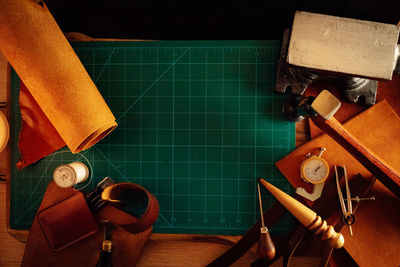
xmin=257 ymin=183 xmax=276 ymax=259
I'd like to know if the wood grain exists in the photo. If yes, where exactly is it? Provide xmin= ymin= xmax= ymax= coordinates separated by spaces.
xmin=0 ymin=53 xmax=23 ymax=264
xmin=0 ymin=184 xmax=25 ymax=267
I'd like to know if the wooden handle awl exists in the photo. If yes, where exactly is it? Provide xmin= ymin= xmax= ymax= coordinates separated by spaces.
xmin=259 ymin=227 xmax=276 ymax=259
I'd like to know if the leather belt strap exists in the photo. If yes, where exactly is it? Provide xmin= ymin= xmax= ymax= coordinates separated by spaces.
xmin=207 ymin=201 xmax=288 ymax=267
xmin=96 ymin=220 xmax=113 ymax=267
xmin=101 ymin=182 xmax=159 ymax=234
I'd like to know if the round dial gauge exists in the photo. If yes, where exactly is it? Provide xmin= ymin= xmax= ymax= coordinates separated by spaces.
xmin=300 ymin=156 xmax=329 ymax=184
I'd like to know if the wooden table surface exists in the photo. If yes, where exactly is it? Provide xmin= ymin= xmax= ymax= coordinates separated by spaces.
xmin=0 ymin=35 xmax=316 ymax=266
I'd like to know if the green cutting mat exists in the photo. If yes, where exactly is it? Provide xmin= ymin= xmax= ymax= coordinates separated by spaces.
xmin=10 ymin=41 xmax=295 ymax=235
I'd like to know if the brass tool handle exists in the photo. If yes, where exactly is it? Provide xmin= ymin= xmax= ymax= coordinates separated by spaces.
xmin=311 ymin=115 xmax=400 ymax=199
xmin=258 ymin=227 xmax=276 ymax=259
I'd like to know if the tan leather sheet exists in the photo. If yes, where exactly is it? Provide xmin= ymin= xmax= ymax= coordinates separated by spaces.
xmin=276 ymin=101 xmax=400 ymax=266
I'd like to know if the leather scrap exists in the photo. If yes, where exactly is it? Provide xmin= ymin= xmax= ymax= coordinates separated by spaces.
xmin=17 ymin=82 xmax=65 ymax=169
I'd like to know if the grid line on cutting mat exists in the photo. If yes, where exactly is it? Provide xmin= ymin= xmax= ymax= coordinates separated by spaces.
xmin=10 ymin=41 xmax=295 ymax=235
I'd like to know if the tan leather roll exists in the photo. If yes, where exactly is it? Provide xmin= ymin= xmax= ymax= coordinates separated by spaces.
xmin=0 ymin=0 xmax=117 ymax=154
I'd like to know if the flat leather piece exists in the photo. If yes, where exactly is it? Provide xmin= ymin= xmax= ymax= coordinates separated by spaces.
xmin=22 ymin=182 xmax=156 ymax=267
xmin=22 ymin=183 xmax=102 ymax=267
xmin=38 ymin=193 xmax=99 ymax=251
xmin=17 ymin=83 xmax=65 ymax=169
xmin=276 ymin=100 xmax=400 ymax=266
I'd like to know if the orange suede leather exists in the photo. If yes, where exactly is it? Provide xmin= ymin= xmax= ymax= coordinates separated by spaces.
xmin=0 ymin=0 xmax=117 ymax=168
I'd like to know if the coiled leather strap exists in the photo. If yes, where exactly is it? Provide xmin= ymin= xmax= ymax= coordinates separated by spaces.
xmin=101 ymin=182 xmax=159 ymax=234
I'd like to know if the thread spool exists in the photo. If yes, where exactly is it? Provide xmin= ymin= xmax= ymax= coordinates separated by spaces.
xmin=53 ymin=161 xmax=89 ymax=188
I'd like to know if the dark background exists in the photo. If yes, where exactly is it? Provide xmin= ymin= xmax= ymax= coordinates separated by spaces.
xmin=45 ymin=0 xmax=400 ymax=40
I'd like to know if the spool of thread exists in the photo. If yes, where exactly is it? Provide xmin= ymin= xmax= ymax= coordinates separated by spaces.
xmin=53 ymin=161 xmax=89 ymax=188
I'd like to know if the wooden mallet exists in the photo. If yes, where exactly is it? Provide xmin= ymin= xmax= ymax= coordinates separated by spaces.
xmin=310 ymin=90 xmax=400 ymax=199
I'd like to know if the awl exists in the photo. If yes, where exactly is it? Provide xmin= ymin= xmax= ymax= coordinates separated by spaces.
xmin=257 ymin=182 xmax=276 ymax=259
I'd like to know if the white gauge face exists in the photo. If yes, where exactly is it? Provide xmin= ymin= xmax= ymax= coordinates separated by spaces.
xmin=303 ymin=158 xmax=328 ymax=183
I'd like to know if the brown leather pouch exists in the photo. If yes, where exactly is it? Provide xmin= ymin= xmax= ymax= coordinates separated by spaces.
xmin=22 ymin=182 xmax=159 ymax=267
xmin=37 ymin=193 xmax=99 ymax=252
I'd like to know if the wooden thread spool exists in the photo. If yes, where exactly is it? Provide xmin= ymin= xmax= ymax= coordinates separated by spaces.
xmin=259 ymin=178 xmax=344 ymax=249
xmin=53 ymin=161 xmax=89 ymax=188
